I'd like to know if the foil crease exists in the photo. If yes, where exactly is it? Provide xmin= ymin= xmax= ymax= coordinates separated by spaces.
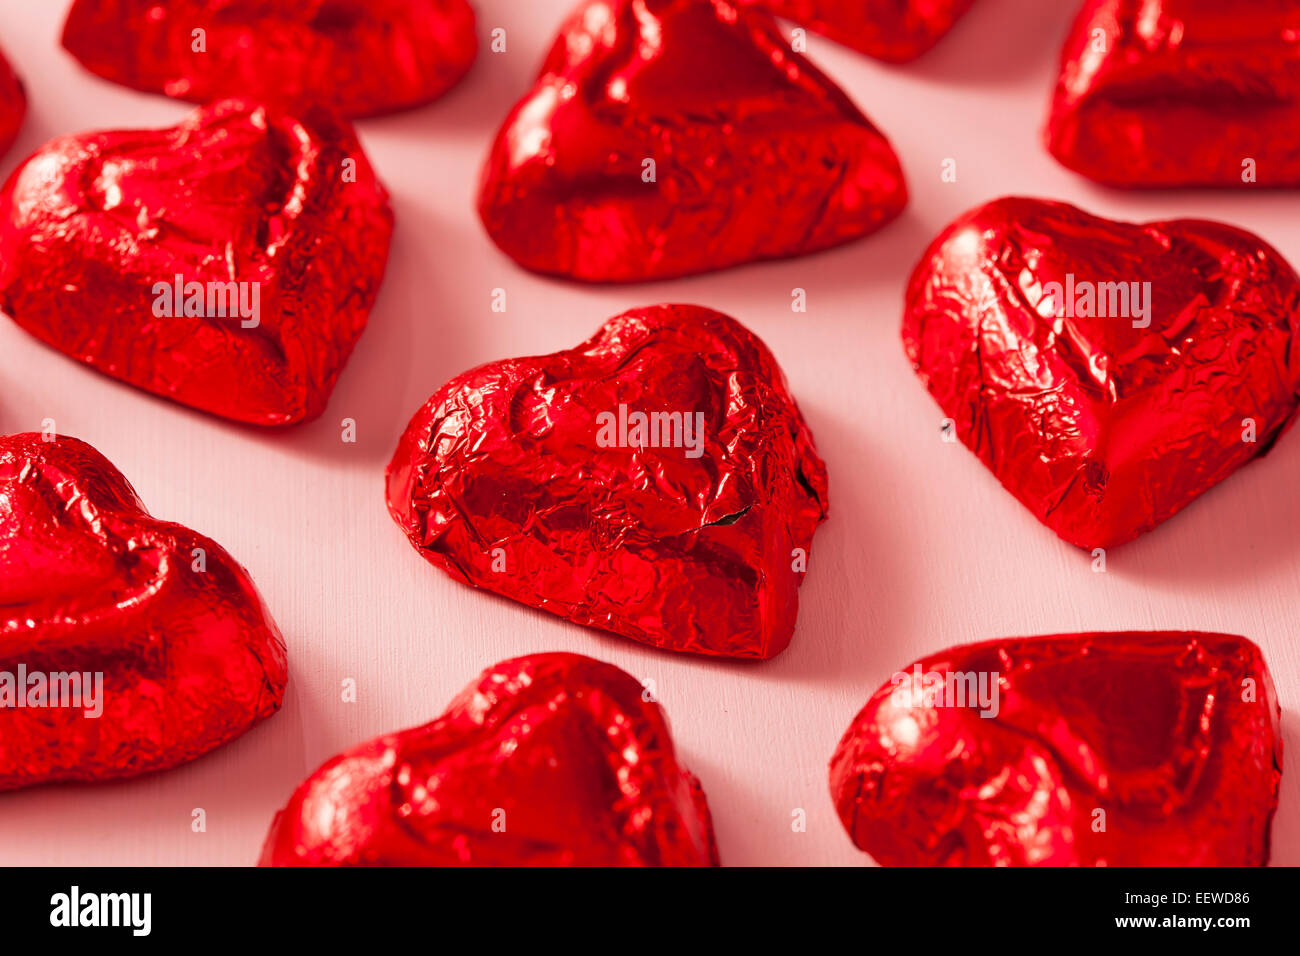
xmin=386 ymin=304 xmax=829 ymax=659
xmin=0 ymin=99 xmax=394 ymax=426
xmin=477 ymin=0 xmax=907 ymax=282
xmin=756 ymin=0 xmax=977 ymax=62
xmin=1047 ymin=0 xmax=1300 ymax=187
xmin=830 ymin=631 xmax=1283 ymax=866
xmin=260 ymin=653 xmax=719 ymax=866
xmin=902 ymin=196 xmax=1300 ymax=550
xmin=62 ymin=0 xmax=478 ymax=117
xmin=0 ymin=433 xmax=287 ymax=791
xmin=0 ymin=45 xmax=24 ymax=157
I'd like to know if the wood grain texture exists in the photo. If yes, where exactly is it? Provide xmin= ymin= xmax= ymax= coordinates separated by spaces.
xmin=0 ymin=0 xmax=1295 ymax=866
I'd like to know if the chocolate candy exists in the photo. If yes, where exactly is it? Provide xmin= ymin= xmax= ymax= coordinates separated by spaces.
xmin=386 ymin=305 xmax=828 ymax=659
xmin=0 ymin=99 xmax=393 ymax=426
xmin=1047 ymin=0 xmax=1300 ymax=187
xmin=478 ymin=0 xmax=907 ymax=282
xmin=260 ymin=653 xmax=718 ymax=866
xmin=903 ymin=197 xmax=1300 ymax=550
xmin=62 ymin=0 xmax=477 ymax=117
xmin=0 ymin=45 xmax=24 ymax=157
xmin=0 ymin=434 xmax=287 ymax=791
xmin=759 ymin=0 xmax=977 ymax=62
xmin=830 ymin=631 xmax=1283 ymax=866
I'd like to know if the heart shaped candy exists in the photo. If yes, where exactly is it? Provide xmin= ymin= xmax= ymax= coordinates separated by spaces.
xmin=758 ymin=0 xmax=977 ymax=62
xmin=387 ymin=305 xmax=829 ymax=659
xmin=0 ymin=433 xmax=287 ymax=791
xmin=477 ymin=0 xmax=907 ymax=282
xmin=1047 ymin=0 xmax=1300 ymax=186
xmin=0 ymin=45 xmax=24 ymax=158
xmin=62 ymin=0 xmax=477 ymax=117
xmin=0 ymin=99 xmax=393 ymax=426
xmin=903 ymin=197 xmax=1300 ymax=550
xmin=260 ymin=653 xmax=718 ymax=866
xmin=830 ymin=631 xmax=1282 ymax=866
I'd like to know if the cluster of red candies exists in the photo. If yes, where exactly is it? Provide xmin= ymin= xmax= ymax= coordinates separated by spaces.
xmin=0 ymin=0 xmax=1293 ymax=866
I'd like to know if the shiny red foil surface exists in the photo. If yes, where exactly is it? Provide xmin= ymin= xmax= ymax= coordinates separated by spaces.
xmin=0 ymin=99 xmax=393 ymax=426
xmin=0 ymin=433 xmax=287 ymax=791
xmin=758 ymin=0 xmax=977 ymax=62
xmin=0 ymin=46 xmax=24 ymax=158
xmin=478 ymin=0 xmax=907 ymax=282
xmin=387 ymin=305 xmax=829 ymax=659
xmin=62 ymin=0 xmax=477 ymax=117
xmin=903 ymin=197 xmax=1300 ymax=551
xmin=830 ymin=632 xmax=1283 ymax=866
xmin=260 ymin=652 xmax=718 ymax=866
xmin=1047 ymin=0 xmax=1300 ymax=187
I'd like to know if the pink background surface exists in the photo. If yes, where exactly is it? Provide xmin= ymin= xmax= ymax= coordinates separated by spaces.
xmin=0 ymin=0 xmax=1297 ymax=866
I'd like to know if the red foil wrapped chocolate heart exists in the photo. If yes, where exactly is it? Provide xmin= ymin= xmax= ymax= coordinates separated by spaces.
xmin=757 ymin=0 xmax=977 ymax=62
xmin=830 ymin=631 xmax=1283 ymax=866
xmin=903 ymin=197 xmax=1300 ymax=550
xmin=1047 ymin=0 xmax=1300 ymax=187
xmin=0 ymin=46 xmax=24 ymax=158
xmin=0 ymin=433 xmax=287 ymax=791
xmin=477 ymin=0 xmax=907 ymax=282
xmin=0 ymin=99 xmax=393 ymax=426
xmin=260 ymin=652 xmax=718 ymax=866
xmin=386 ymin=305 xmax=828 ymax=659
xmin=62 ymin=0 xmax=477 ymax=117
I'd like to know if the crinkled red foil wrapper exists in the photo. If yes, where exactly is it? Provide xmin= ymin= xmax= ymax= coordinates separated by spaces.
xmin=260 ymin=653 xmax=718 ymax=866
xmin=830 ymin=631 xmax=1283 ymax=866
xmin=757 ymin=0 xmax=977 ymax=62
xmin=386 ymin=305 xmax=829 ymax=659
xmin=0 ymin=434 xmax=287 ymax=791
xmin=1047 ymin=0 xmax=1300 ymax=187
xmin=0 ymin=46 xmax=24 ymax=158
xmin=62 ymin=0 xmax=477 ymax=117
xmin=478 ymin=0 xmax=907 ymax=282
xmin=0 ymin=98 xmax=394 ymax=426
xmin=903 ymin=196 xmax=1300 ymax=550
